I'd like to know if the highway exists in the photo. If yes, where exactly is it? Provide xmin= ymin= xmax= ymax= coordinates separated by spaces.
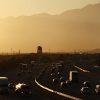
xmin=35 ymin=78 xmax=82 ymax=100
xmin=34 ymin=63 xmax=100 ymax=100
xmin=0 ymin=61 xmax=99 ymax=100
xmin=34 ymin=64 xmax=83 ymax=100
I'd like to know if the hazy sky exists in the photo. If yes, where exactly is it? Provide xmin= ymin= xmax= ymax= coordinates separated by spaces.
xmin=0 ymin=0 xmax=100 ymax=53
xmin=0 ymin=0 xmax=100 ymax=17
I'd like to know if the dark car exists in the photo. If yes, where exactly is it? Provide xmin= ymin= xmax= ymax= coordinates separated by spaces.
xmin=60 ymin=80 xmax=72 ymax=89
xmin=83 ymin=81 xmax=91 ymax=87
xmin=52 ymin=78 xmax=59 ymax=85
xmin=80 ymin=87 xmax=93 ymax=96
xmin=15 ymin=83 xmax=32 ymax=96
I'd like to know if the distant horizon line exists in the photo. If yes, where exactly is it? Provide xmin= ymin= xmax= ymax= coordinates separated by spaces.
xmin=0 ymin=49 xmax=100 ymax=54
xmin=0 ymin=52 xmax=100 ymax=56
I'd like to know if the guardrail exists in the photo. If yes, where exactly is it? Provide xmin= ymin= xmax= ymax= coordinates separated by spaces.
xmin=35 ymin=78 xmax=82 ymax=100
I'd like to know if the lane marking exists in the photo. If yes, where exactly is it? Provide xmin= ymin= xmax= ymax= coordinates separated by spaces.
xmin=74 ymin=66 xmax=90 ymax=73
xmin=35 ymin=78 xmax=82 ymax=100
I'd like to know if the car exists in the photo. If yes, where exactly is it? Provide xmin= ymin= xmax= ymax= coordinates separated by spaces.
xmin=65 ymin=80 xmax=72 ymax=87
xmin=80 ymin=87 xmax=93 ymax=96
xmin=50 ymin=73 xmax=55 ymax=77
xmin=59 ymin=77 xmax=65 ymax=82
xmin=0 ymin=77 xmax=9 ymax=94
xmin=52 ymin=78 xmax=59 ymax=84
xmin=51 ymin=67 xmax=57 ymax=73
xmin=95 ymin=85 xmax=100 ymax=95
xmin=15 ymin=83 xmax=32 ymax=96
xmin=83 ymin=81 xmax=91 ymax=87
xmin=60 ymin=82 xmax=67 ymax=88
xmin=52 ymin=78 xmax=60 ymax=88
xmin=60 ymin=80 xmax=71 ymax=89
xmin=57 ymin=72 xmax=61 ymax=78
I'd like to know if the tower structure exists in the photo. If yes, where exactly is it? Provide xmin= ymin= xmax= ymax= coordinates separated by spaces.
xmin=37 ymin=46 xmax=42 ymax=54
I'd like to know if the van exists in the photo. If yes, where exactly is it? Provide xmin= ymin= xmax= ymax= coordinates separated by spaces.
xmin=0 ymin=77 xmax=9 ymax=94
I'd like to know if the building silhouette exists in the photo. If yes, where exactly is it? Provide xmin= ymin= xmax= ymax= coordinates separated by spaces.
xmin=37 ymin=46 xmax=42 ymax=54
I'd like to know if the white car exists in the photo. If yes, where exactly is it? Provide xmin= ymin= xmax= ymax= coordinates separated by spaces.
xmin=95 ymin=85 xmax=100 ymax=95
xmin=15 ymin=83 xmax=32 ymax=96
